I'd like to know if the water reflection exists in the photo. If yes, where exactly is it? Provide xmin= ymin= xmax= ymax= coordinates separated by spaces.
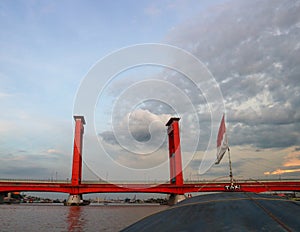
xmin=67 ymin=206 xmax=85 ymax=231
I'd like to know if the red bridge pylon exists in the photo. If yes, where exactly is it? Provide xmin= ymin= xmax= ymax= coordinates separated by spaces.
xmin=66 ymin=116 xmax=86 ymax=205
xmin=166 ymin=117 xmax=186 ymax=204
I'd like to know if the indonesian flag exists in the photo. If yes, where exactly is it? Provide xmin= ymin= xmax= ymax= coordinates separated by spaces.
xmin=215 ymin=114 xmax=229 ymax=164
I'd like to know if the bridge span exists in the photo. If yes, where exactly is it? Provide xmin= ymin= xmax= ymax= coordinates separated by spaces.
xmin=1 ymin=116 xmax=300 ymax=205
xmin=1 ymin=180 xmax=300 ymax=195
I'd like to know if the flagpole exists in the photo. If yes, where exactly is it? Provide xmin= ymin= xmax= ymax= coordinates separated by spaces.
xmin=228 ymin=147 xmax=234 ymax=186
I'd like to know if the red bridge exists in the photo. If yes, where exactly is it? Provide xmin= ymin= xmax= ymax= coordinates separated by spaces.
xmin=1 ymin=116 xmax=300 ymax=205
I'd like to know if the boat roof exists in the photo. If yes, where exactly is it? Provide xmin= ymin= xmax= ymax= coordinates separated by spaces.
xmin=122 ymin=192 xmax=300 ymax=231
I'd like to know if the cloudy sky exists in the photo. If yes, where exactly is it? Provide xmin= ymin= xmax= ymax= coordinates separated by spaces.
xmin=1 ymin=0 xmax=300 ymax=184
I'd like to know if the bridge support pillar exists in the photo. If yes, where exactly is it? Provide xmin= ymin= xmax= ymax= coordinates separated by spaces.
xmin=166 ymin=118 xmax=186 ymax=205
xmin=65 ymin=194 xmax=83 ymax=206
xmin=166 ymin=118 xmax=184 ymax=185
xmin=71 ymin=116 xmax=85 ymax=186
xmin=66 ymin=116 xmax=87 ymax=206
xmin=0 ymin=193 xmax=4 ymax=203
xmin=168 ymin=194 xmax=186 ymax=205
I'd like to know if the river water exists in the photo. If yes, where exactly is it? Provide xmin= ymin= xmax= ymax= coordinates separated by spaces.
xmin=0 ymin=203 xmax=168 ymax=231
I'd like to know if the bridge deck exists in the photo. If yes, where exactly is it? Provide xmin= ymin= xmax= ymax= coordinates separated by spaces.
xmin=1 ymin=179 xmax=300 ymax=195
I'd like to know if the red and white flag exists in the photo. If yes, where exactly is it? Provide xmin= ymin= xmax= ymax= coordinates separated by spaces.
xmin=215 ymin=114 xmax=229 ymax=164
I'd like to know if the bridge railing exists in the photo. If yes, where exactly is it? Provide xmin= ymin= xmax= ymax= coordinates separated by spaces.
xmin=1 ymin=178 xmax=299 ymax=185
xmin=81 ymin=180 xmax=168 ymax=185
xmin=0 ymin=179 xmax=71 ymax=183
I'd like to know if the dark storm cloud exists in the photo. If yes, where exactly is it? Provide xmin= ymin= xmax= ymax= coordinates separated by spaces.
xmin=1 ymin=166 xmax=48 ymax=179
xmin=98 ymin=0 xmax=299 ymax=154
xmin=165 ymin=0 xmax=300 ymax=149
xmin=100 ymin=126 xmax=156 ymax=144
xmin=0 ymin=151 xmax=70 ymax=179
xmin=229 ymin=123 xmax=300 ymax=148
xmin=98 ymin=109 xmax=170 ymax=153
xmin=131 ymin=130 xmax=151 ymax=142
xmin=99 ymin=131 xmax=119 ymax=145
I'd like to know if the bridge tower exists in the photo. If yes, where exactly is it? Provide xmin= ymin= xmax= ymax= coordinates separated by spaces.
xmin=166 ymin=117 xmax=186 ymax=204
xmin=66 ymin=116 xmax=85 ymax=206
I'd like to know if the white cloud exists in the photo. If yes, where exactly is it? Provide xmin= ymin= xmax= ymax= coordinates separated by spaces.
xmin=283 ymin=147 xmax=300 ymax=167
xmin=164 ymin=0 xmax=300 ymax=150
xmin=0 ymin=92 xmax=12 ymax=98
xmin=99 ymin=109 xmax=171 ymax=169
xmin=144 ymin=5 xmax=161 ymax=16
xmin=1 ymin=0 xmax=300 ymax=181
xmin=46 ymin=149 xmax=62 ymax=155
